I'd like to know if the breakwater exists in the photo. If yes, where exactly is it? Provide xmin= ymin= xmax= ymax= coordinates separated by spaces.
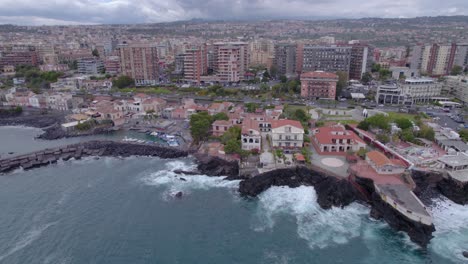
xmin=0 ymin=140 xmax=188 ymax=173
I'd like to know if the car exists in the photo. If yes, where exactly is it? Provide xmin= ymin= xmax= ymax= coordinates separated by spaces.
xmin=378 ymin=104 xmax=384 ymax=107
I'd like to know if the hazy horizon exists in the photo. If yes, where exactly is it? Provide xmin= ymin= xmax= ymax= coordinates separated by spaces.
xmin=0 ymin=0 xmax=466 ymax=26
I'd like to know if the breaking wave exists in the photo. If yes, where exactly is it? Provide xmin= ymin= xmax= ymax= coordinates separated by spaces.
xmin=142 ymin=160 xmax=240 ymax=199
xmin=253 ymin=186 xmax=369 ymax=249
xmin=429 ymin=196 xmax=468 ymax=263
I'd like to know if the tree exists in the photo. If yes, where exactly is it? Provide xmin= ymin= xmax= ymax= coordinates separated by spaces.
xmin=459 ymin=129 xmax=468 ymax=142
xmin=262 ymin=71 xmax=270 ymax=82
xmin=361 ymin=72 xmax=372 ymax=85
xmin=376 ymin=133 xmax=390 ymax=143
xmin=213 ymin=112 xmax=229 ymax=121
xmin=293 ymin=109 xmax=308 ymax=123
xmin=400 ymin=128 xmax=415 ymax=142
xmin=221 ymin=126 xmax=241 ymax=144
xmin=245 ymin=102 xmax=258 ymax=113
xmin=395 ymin=118 xmax=412 ymax=130
xmin=357 ymin=120 xmax=370 ymax=131
xmin=190 ymin=112 xmax=213 ymax=144
xmin=335 ymin=71 xmax=348 ymax=99
xmin=259 ymin=83 xmax=269 ymax=91
xmin=378 ymin=68 xmax=391 ymax=81
xmin=417 ymin=125 xmax=435 ymax=141
xmin=92 ymin=48 xmax=100 ymax=58
xmin=451 ymin=65 xmax=463 ymax=76
xmin=365 ymin=114 xmax=390 ymax=131
xmin=113 ymin=75 xmax=134 ymax=89
xmin=269 ymin=65 xmax=278 ymax=78
xmin=371 ymin=63 xmax=381 ymax=73
xmin=279 ymin=75 xmax=287 ymax=83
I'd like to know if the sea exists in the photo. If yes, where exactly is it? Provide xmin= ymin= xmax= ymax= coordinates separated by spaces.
xmin=0 ymin=126 xmax=467 ymax=264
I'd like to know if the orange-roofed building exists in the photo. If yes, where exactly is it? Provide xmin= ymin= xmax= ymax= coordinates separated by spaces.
xmin=366 ymin=151 xmax=406 ymax=175
xmin=312 ymin=124 xmax=366 ymax=155
xmin=241 ymin=118 xmax=261 ymax=151
xmin=300 ymin=71 xmax=338 ymax=99
xmin=212 ymin=120 xmax=234 ymax=136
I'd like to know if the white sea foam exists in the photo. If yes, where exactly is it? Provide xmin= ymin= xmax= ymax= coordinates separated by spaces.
xmin=253 ymin=186 xmax=369 ymax=249
xmin=142 ymin=160 xmax=240 ymax=199
xmin=429 ymin=196 xmax=468 ymax=263
xmin=0 ymin=222 xmax=57 ymax=262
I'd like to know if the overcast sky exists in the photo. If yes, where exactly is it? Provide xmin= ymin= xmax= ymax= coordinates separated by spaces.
xmin=0 ymin=0 xmax=466 ymax=25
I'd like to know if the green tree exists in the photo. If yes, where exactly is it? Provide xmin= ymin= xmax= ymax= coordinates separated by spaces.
xmin=279 ymin=75 xmax=287 ymax=83
xmin=361 ymin=72 xmax=372 ymax=85
xmin=224 ymin=138 xmax=242 ymax=154
xmin=400 ymin=128 xmax=415 ymax=142
xmin=213 ymin=112 xmax=229 ymax=121
xmin=293 ymin=109 xmax=308 ymax=123
xmin=379 ymin=68 xmax=391 ymax=81
xmin=259 ymin=83 xmax=269 ymax=91
xmin=113 ymin=75 xmax=134 ymax=89
xmin=245 ymin=102 xmax=258 ymax=113
xmin=376 ymin=133 xmax=390 ymax=143
xmin=92 ymin=48 xmax=100 ymax=58
xmin=451 ymin=65 xmax=463 ymax=76
xmin=365 ymin=114 xmax=390 ymax=131
xmin=417 ymin=125 xmax=435 ymax=141
xmin=357 ymin=120 xmax=370 ymax=131
xmin=221 ymin=126 xmax=241 ymax=144
xmin=395 ymin=118 xmax=412 ymax=130
xmin=269 ymin=65 xmax=278 ymax=78
xmin=371 ymin=63 xmax=381 ymax=73
xmin=262 ymin=71 xmax=270 ymax=82
xmin=189 ymin=112 xmax=213 ymax=144
xmin=335 ymin=71 xmax=348 ymax=99
xmin=459 ymin=129 xmax=468 ymax=142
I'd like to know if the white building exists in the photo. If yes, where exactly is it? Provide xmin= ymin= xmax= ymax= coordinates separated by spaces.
xmin=271 ymin=120 xmax=304 ymax=151
xmin=445 ymin=75 xmax=468 ymax=105
xmin=241 ymin=118 xmax=261 ymax=151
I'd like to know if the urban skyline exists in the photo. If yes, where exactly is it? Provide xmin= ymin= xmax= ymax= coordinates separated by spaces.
xmin=0 ymin=0 xmax=467 ymax=25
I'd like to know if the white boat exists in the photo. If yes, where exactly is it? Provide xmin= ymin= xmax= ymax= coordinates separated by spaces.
xmin=167 ymin=139 xmax=179 ymax=147
xmin=150 ymin=132 xmax=159 ymax=136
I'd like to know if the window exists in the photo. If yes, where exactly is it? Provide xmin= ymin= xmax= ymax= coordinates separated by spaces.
xmin=285 ymin=126 xmax=291 ymax=133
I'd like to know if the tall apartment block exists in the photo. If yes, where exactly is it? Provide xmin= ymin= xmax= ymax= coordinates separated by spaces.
xmin=301 ymin=45 xmax=351 ymax=75
xmin=0 ymin=46 xmax=39 ymax=68
xmin=78 ymin=57 xmax=104 ymax=75
xmin=183 ymin=45 xmax=207 ymax=84
xmin=273 ymin=43 xmax=297 ymax=77
xmin=117 ymin=43 xmax=159 ymax=86
xmin=349 ymin=44 xmax=373 ymax=80
xmin=411 ymin=43 xmax=468 ymax=76
xmin=300 ymin=71 xmax=338 ymax=100
xmin=213 ymin=42 xmax=249 ymax=83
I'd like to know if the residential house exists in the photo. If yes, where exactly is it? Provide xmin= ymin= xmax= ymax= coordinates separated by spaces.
xmin=212 ymin=120 xmax=234 ymax=136
xmin=241 ymin=118 xmax=261 ymax=151
xmin=28 ymin=94 xmax=47 ymax=108
xmin=271 ymin=119 xmax=304 ymax=151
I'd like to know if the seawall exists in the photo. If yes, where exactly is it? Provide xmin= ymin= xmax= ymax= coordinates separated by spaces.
xmin=0 ymin=140 xmax=188 ymax=173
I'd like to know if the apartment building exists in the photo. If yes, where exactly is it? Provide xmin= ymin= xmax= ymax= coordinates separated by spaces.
xmin=411 ymin=43 xmax=468 ymax=76
xmin=77 ymin=57 xmax=104 ymax=75
xmin=0 ymin=46 xmax=39 ymax=68
xmin=349 ymin=44 xmax=373 ymax=80
xmin=273 ymin=43 xmax=297 ymax=77
xmin=445 ymin=75 xmax=468 ymax=105
xmin=213 ymin=42 xmax=249 ymax=83
xmin=400 ymin=78 xmax=442 ymax=104
xmin=241 ymin=118 xmax=261 ymax=151
xmin=104 ymin=56 xmax=120 ymax=75
xmin=300 ymin=71 xmax=338 ymax=99
xmin=183 ymin=45 xmax=207 ymax=84
xmin=301 ymin=45 xmax=351 ymax=74
xmin=117 ymin=43 xmax=159 ymax=86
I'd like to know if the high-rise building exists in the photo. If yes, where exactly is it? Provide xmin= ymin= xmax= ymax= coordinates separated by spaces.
xmin=213 ymin=42 xmax=249 ymax=83
xmin=104 ymin=56 xmax=121 ymax=75
xmin=0 ymin=46 xmax=39 ymax=68
xmin=117 ymin=43 xmax=159 ymax=86
xmin=183 ymin=45 xmax=207 ymax=84
xmin=301 ymin=45 xmax=351 ymax=75
xmin=273 ymin=43 xmax=297 ymax=77
xmin=300 ymin=71 xmax=338 ymax=100
xmin=349 ymin=44 xmax=373 ymax=80
xmin=445 ymin=75 xmax=468 ymax=105
xmin=411 ymin=43 xmax=464 ymax=76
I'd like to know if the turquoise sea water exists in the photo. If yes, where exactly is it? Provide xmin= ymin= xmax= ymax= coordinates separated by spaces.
xmin=0 ymin=127 xmax=467 ymax=263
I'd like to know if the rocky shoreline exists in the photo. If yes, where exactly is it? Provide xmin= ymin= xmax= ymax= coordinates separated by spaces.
xmin=0 ymin=108 xmax=66 ymax=128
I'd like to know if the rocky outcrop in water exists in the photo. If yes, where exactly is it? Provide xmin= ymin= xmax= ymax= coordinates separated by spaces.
xmin=437 ymin=177 xmax=468 ymax=205
xmin=238 ymin=166 xmax=362 ymax=209
xmin=355 ymin=176 xmax=435 ymax=248
xmin=0 ymin=140 xmax=188 ymax=173
xmin=194 ymin=154 xmax=240 ymax=179
xmin=36 ymin=123 xmax=114 ymax=140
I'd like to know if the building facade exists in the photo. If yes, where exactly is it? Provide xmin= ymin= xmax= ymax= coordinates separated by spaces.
xmin=117 ymin=43 xmax=159 ymax=86
xmin=302 ymin=45 xmax=351 ymax=74
xmin=183 ymin=45 xmax=207 ymax=84
xmin=271 ymin=120 xmax=304 ymax=150
xmin=273 ymin=43 xmax=297 ymax=77
xmin=77 ymin=57 xmax=104 ymax=75
xmin=312 ymin=124 xmax=366 ymax=154
xmin=213 ymin=42 xmax=249 ymax=83
xmin=300 ymin=71 xmax=338 ymax=99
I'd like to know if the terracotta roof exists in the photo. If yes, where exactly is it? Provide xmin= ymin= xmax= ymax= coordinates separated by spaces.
xmin=212 ymin=120 xmax=231 ymax=126
xmin=294 ymin=153 xmax=305 ymax=161
xmin=242 ymin=118 xmax=260 ymax=134
xmin=367 ymin=151 xmax=392 ymax=167
xmin=271 ymin=119 xmax=304 ymax=129
xmin=300 ymin=71 xmax=339 ymax=79
xmin=314 ymin=125 xmax=365 ymax=145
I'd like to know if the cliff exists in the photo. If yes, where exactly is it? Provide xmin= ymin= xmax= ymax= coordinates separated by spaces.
xmin=355 ymin=176 xmax=435 ymax=248
xmin=193 ymin=154 xmax=240 ymax=178
xmin=238 ymin=166 xmax=362 ymax=209
xmin=0 ymin=140 xmax=188 ymax=173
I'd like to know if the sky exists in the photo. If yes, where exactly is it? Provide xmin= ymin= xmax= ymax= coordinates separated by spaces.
xmin=0 ymin=0 xmax=466 ymax=25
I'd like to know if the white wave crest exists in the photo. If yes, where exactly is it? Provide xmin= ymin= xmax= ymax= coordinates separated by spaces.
xmin=429 ymin=196 xmax=468 ymax=262
xmin=253 ymin=186 xmax=369 ymax=249
xmin=0 ymin=222 xmax=57 ymax=262
xmin=142 ymin=160 xmax=239 ymax=199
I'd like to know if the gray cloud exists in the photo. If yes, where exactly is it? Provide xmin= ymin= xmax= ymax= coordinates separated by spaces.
xmin=0 ymin=0 xmax=466 ymax=25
